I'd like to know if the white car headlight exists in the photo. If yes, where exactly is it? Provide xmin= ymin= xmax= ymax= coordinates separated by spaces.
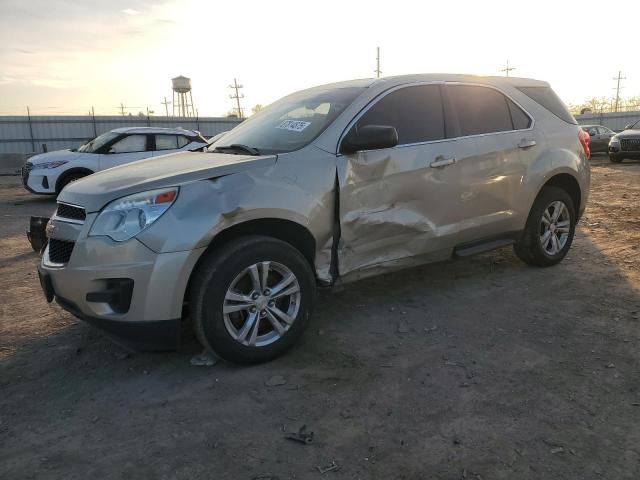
xmin=89 ymin=187 xmax=179 ymax=242
xmin=31 ymin=160 xmax=68 ymax=170
xmin=609 ymin=136 xmax=620 ymax=145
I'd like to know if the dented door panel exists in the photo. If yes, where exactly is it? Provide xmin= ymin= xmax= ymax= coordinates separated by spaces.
xmin=337 ymin=140 xmax=463 ymax=275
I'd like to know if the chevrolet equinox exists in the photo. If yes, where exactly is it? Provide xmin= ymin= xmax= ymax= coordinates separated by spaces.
xmin=38 ymin=74 xmax=591 ymax=364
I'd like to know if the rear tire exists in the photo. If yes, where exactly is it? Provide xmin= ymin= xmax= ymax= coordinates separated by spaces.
xmin=189 ymin=235 xmax=316 ymax=364
xmin=56 ymin=172 xmax=89 ymax=195
xmin=609 ymin=154 xmax=623 ymax=163
xmin=514 ymin=186 xmax=576 ymax=267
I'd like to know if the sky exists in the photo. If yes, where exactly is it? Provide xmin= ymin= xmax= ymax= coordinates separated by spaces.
xmin=1 ymin=0 xmax=639 ymax=117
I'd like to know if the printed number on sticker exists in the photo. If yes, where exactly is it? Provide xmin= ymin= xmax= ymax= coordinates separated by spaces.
xmin=276 ymin=120 xmax=311 ymax=132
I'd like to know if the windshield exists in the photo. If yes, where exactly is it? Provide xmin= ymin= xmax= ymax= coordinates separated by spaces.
xmin=77 ymin=131 xmax=120 ymax=153
xmin=208 ymin=86 xmax=365 ymax=155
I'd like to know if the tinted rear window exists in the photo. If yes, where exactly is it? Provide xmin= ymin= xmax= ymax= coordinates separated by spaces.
xmin=448 ymin=85 xmax=514 ymax=136
xmin=516 ymin=86 xmax=577 ymax=125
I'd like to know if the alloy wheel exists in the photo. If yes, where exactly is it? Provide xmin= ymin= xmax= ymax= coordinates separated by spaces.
xmin=222 ymin=261 xmax=301 ymax=347
xmin=539 ymin=200 xmax=571 ymax=256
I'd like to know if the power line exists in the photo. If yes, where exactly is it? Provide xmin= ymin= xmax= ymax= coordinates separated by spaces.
xmin=500 ymin=60 xmax=516 ymax=77
xmin=375 ymin=47 xmax=382 ymax=78
xmin=229 ymin=78 xmax=244 ymax=118
xmin=613 ymin=70 xmax=626 ymax=112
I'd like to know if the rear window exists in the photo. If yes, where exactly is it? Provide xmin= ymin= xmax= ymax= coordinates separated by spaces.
xmin=516 ymin=86 xmax=577 ymax=125
xmin=448 ymin=85 xmax=515 ymax=136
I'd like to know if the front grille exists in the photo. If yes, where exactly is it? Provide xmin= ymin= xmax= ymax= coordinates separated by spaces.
xmin=48 ymin=239 xmax=75 ymax=264
xmin=56 ymin=203 xmax=86 ymax=222
xmin=22 ymin=162 xmax=32 ymax=186
xmin=621 ymin=138 xmax=640 ymax=152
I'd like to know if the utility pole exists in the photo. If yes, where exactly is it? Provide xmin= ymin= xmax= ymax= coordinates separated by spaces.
xmin=229 ymin=78 xmax=244 ymax=118
xmin=90 ymin=106 xmax=97 ymax=137
xmin=500 ymin=60 xmax=516 ymax=77
xmin=161 ymin=96 xmax=171 ymax=117
xmin=613 ymin=70 xmax=626 ymax=112
xmin=375 ymin=46 xmax=382 ymax=78
xmin=118 ymin=102 xmax=126 ymax=116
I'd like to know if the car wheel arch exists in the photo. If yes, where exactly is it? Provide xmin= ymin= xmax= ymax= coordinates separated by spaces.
xmin=534 ymin=172 xmax=582 ymax=218
xmin=55 ymin=167 xmax=94 ymax=193
xmin=182 ymin=218 xmax=318 ymax=314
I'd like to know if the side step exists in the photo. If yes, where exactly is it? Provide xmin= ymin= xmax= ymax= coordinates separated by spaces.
xmin=453 ymin=238 xmax=515 ymax=258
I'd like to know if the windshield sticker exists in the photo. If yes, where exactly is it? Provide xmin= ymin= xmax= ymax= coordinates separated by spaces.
xmin=276 ymin=120 xmax=311 ymax=132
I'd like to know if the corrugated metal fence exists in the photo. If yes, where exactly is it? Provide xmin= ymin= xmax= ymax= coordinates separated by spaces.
xmin=575 ymin=110 xmax=640 ymax=131
xmin=0 ymin=115 xmax=243 ymax=154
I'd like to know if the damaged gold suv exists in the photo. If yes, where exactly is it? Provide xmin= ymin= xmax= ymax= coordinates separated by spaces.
xmin=39 ymin=74 xmax=590 ymax=363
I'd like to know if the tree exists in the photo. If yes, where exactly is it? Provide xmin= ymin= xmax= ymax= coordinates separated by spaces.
xmin=251 ymin=104 xmax=263 ymax=115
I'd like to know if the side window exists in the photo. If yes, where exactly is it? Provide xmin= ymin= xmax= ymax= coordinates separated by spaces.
xmin=110 ymin=134 xmax=147 ymax=153
xmin=155 ymin=134 xmax=179 ymax=150
xmin=177 ymin=136 xmax=190 ymax=148
xmin=355 ymin=84 xmax=445 ymax=145
xmin=507 ymin=98 xmax=532 ymax=130
xmin=448 ymin=85 xmax=514 ymax=136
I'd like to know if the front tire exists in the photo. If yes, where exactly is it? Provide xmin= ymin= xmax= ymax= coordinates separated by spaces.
xmin=55 ymin=172 xmax=89 ymax=195
xmin=514 ymin=186 xmax=576 ymax=267
xmin=189 ymin=236 xmax=316 ymax=364
xmin=609 ymin=154 xmax=623 ymax=163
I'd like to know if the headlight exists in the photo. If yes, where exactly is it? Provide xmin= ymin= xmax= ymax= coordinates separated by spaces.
xmin=609 ymin=136 xmax=620 ymax=145
xmin=89 ymin=187 xmax=179 ymax=242
xmin=31 ymin=160 xmax=68 ymax=170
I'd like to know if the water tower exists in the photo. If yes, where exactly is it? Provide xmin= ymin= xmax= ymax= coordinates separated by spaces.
xmin=172 ymin=75 xmax=195 ymax=117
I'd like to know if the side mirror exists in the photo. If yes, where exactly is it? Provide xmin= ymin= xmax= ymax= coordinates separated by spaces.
xmin=340 ymin=125 xmax=398 ymax=154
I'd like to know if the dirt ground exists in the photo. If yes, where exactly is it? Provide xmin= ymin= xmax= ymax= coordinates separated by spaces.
xmin=1 ymin=155 xmax=639 ymax=480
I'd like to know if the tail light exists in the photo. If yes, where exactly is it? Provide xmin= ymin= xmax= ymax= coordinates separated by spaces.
xmin=578 ymin=129 xmax=591 ymax=159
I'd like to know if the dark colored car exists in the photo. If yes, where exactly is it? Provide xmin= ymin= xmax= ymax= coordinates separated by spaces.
xmin=581 ymin=125 xmax=615 ymax=154
xmin=609 ymin=119 xmax=640 ymax=163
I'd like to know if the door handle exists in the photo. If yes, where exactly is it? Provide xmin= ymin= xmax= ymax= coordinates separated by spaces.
xmin=517 ymin=139 xmax=537 ymax=149
xmin=430 ymin=156 xmax=456 ymax=168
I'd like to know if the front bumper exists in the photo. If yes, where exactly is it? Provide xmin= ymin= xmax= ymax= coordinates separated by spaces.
xmin=40 ymin=233 xmax=206 ymax=351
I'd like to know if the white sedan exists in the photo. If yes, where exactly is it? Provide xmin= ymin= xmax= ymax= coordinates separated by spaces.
xmin=22 ymin=127 xmax=209 ymax=195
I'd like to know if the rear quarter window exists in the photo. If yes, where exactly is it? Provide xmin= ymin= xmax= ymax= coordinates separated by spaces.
xmin=516 ymin=86 xmax=577 ymax=125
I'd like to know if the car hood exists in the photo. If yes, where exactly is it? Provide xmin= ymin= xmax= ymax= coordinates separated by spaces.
xmin=28 ymin=149 xmax=84 ymax=164
xmin=58 ymin=151 xmax=276 ymax=212
xmin=615 ymin=129 xmax=640 ymax=139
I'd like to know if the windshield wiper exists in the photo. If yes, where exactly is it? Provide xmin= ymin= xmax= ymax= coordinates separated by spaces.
xmin=212 ymin=144 xmax=260 ymax=156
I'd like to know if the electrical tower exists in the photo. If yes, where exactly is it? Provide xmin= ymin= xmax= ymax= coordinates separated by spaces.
xmin=613 ymin=71 xmax=626 ymax=112
xmin=119 ymin=102 xmax=126 ymax=116
xmin=500 ymin=60 xmax=516 ymax=77
xmin=375 ymin=47 xmax=382 ymax=78
xmin=229 ymin=78 xmax=244 ymax=118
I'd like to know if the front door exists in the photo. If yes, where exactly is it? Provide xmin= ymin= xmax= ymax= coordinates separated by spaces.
xmin=337 ymin=83 xmax=463 ymax=275
xmin=99 ymin=134 xmax=151 ymax=171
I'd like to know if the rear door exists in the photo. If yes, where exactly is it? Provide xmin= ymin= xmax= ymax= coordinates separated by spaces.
xmin=98 ymin=134 xmax=152 ymax=170
xmin=442 ymin=83 xmax=540 ymax=242
xmin=337 ymin=83 xmax=464 ymax=274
